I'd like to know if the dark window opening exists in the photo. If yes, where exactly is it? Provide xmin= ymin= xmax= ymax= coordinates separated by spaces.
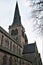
xmin=25 ymin=34 xmax=28 ymax=44
xmin=22 ymin=31 xmax=25 ymax=38
xmin=13 ymin=44 xmax=15 ymax=52
xmin=2 ymin=55 xmax=7 ymax=65
xmin=10 ymin=41 xmax=12 ymax=51
xmin=9 ymin=56 xmax=12 ymax=65
xmin=11 ymin=29 xmax=18 ymax=36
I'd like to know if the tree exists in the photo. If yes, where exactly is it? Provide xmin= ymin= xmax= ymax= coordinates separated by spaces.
xmin=29 ymin=0 xmax=43 ymax=36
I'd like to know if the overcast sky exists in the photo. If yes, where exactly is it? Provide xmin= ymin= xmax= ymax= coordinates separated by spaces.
xmin=0 ymin=0 xmax=43 ymax=62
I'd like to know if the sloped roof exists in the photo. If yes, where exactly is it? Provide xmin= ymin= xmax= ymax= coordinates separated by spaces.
xmin=23 ymin=42 xmax=36 ymax=54
xmin=12 ymin=2 xmax=21 ymax=26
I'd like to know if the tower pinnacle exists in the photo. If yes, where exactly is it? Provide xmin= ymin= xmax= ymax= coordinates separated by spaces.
xmin=12 ymin=2 xmax=21 ymax=26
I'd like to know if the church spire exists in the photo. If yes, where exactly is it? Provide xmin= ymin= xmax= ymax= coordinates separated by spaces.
xmin=12 ymin=2 xmax=21 ymax=26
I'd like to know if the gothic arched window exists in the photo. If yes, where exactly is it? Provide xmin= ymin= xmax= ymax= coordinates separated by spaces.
xmin=13 ymin=44 xmax=15 ymax=52
xmin=11 ymin=29 xmax=18 ymax=36
xmin=5 ymin=39 xmax=9 ymax=48
xmin=10 ymin=41 xmax=12 ymax=51
xmin=2 ymin=55 xmax=7 ymax=65
xmin=9 ymin=56 xmax=12 ymax=65
xmin=2 ymin=38 xmax=9 ymax=48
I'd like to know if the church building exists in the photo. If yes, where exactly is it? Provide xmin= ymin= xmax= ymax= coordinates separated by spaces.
xmin=0 ymin=2 xmax=42 ymax=65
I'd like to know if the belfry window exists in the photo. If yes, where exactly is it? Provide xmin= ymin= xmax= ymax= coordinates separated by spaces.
xmin=11 ymin=29 xmax=18 ymax=36
xmin=11 ymin=30 xmax=14 ymax=35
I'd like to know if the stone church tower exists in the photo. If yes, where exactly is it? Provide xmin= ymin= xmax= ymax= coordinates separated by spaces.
xmin=9 ymin=2 xmax=28 ymax=47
